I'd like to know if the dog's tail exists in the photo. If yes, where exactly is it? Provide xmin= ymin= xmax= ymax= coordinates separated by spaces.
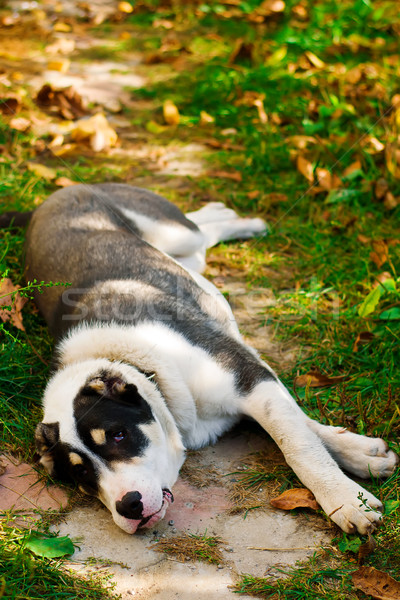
xmin=0 ymin=211 xmax=33 ymax=229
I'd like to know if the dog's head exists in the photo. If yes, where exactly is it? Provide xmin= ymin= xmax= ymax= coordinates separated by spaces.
xmin=35 ymin=359 xmax=185 ymax=534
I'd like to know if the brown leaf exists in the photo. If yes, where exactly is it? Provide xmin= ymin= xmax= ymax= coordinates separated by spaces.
xmin=36 ymin=84 xmax=88 ymax=120
xmin=358 ymin=234 xmax=371 ymax=244
xmin=208 ymin=170 xmax=243 ymax=182
xmin=375 ymin=178 xmax=389 ymax=200
xmin=352 ymin=566 xmax=400 ymax=600
xmin=353 ymin=331 xmax=374 ymax=353
xmin=370 ymin=240 xmax=389 ymax=268
xmin=296 ymin=155 xmax=314 ymax=182
xmin=294 ymin=371 xmax=348 ymax=388
xmin=0 ymin=278 xmax=27 ymax=331
xmin=384 ymin=191 xmax=399 ymax=210
xmin=316 ymin=167 xmax=332 ymax=190
xmin=0 ymin=97 xmax=20 ymax=115
xmin=26 ymin=163 xmax=57 ymax=180
xmin=343 ymin=160 xmax=362 ymax=177
xmin=373 ymin=271 xmax=394 ymax=288
xmin=270 ymin=488 xmax=319 ymax=511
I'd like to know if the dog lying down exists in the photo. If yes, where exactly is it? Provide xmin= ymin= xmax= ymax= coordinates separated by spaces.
xmin=16 ymin=183 xmax=397 ymax=534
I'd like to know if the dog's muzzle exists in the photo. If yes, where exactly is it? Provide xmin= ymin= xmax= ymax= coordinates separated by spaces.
xmin=115 ymin=488 xmax=174 ymax=528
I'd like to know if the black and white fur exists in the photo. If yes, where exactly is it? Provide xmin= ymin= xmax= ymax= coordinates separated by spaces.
xmin=27 ymin=183 xmax=397 ymax=535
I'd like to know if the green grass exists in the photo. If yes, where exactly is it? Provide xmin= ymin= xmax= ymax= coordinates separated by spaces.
xmin=0 ymin=516 xmax=118 ymax=600
xmin=1 ymin=0 xmax=400 ymax=598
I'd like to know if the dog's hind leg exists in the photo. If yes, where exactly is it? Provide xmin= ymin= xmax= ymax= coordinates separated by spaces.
xmin=241 ymin=377 xmax=386 ymax=534
xmin=178 ymin=203 xmax=267 ymax=272
xmin=186 ymin=203 xmax=267 ymax=248
xmin=304 ymin=418 xmax=399 ymax=479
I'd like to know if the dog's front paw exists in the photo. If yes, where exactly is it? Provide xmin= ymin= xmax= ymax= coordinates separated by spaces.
xmin=320 ymin=483 xmax=383 ymax=534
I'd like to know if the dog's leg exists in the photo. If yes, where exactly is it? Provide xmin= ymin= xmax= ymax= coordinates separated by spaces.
xmin=305 ymin=418 xmax=399 ymax=479
xmin=186 ymin=203 xmax=267 ymax=248
xmin=241 ymin=378 xmax=385 ymax=534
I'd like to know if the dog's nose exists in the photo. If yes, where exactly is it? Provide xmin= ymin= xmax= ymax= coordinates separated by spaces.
xmin=116 ymin=491 xmax=143 ymax=520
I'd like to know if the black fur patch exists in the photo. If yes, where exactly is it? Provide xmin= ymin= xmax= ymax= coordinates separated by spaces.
xmin=73 ymin=374 xmax=155 ymax=463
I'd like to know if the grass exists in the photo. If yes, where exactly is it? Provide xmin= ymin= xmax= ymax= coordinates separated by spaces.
xmin=152 ymin=531 xmax=225 ymax=565
xmin=1 ymin=0 xmax=400 ymax=598
xmin=0 ymin=516 xmax=118 ymax=600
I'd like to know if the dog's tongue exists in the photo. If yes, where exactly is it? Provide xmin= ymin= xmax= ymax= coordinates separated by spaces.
xmin=162 ymin=488 xmax=174 ymax=504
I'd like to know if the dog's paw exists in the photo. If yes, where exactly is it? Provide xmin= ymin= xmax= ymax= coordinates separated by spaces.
xmin=327 ymin=429 xmax=399 ymax=479
xmin=321 ymin=483 xmax=383 ymax=534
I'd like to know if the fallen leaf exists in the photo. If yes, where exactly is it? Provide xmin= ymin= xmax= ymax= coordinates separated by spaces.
xmin=9 ymin=117 xmax=30 ymax=131
xmin=270 ymin=488 xmax=319 ymax=511
xmin=36 ymin=84 xmax=88 ymax=120
xmin=163 ymin=100 xmax=180 ymax=126
xmin=352 ymin=566 xmax=400 ymax=600
xmin=353 ymin=331 xmax=374 ymax=352
xmin=316 ymin=167 xmax=332 ymax=190
xmin=47 ymin=59 xmax=70 ymax=73
xmin=208 ymin=170 xmax=242 ymax=182
xmin=296 ymin=155 xmax=314 ymax=182
xmin=256 ymin=0 xmax=285 ymax=15
xmin=200 ymin=110 xmax=215 ymax=125
xmin=71 ymin=113 xmax=118 ymax=151
xmin=26 ymin=163 xmax=57 ymax=180
xmin=0 ymin=97 xmax=20 ymax=115
xmin=247 ymin=190 xmax=260 ymax=200
xmin=305 ymin=51 xmax=325 ymax=69
xmin=370 ymin=240 xmax=389 ymax=268
xmin=357 ymin=234 xmax=371 ymax=244
xmin=343 ymin=160 xmax=362 ymax=178
xmin=55 ymin=176 xmax=77 ymax=187
xmin=53 ymin=21 xmax=71 ymax=32
xmin=362 ymin=136 xmax=385 ymax=154
xmin=118 ymin=1 xmax=133 ymax=13
xmin=375 ymin=178 xmax=389 ymax=200
xmin=45 ymin=38 xmax=75 ymax=55
xmin=384 ymin=191 xmax=399 ymax=210
xmin=294 ymin=371 xmax=348 ymax=387
xmin=253 ymin=98 xmax=268 ymax=124
xmin=287 ymin=135 xmax=317 ymax=149
xmin=0 ymin=278 xmax=27 ymax=331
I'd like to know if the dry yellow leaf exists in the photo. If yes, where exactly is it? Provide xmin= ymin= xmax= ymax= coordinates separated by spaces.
xmin=296 ymin=155 xmax=314 ymax=182
xmin=118 ymin=1 xmax=133 ymax=13
xmin=352 ymin=566 xmax=400 ymax=600
xmin=71 ymin=113 xmax=118 ymax=151
xmin=305 ymin=51 xmax=325 ymax=69
xmin=316 ymin=167 xmax=332 ymax=190
xmin=200 ymin=110 xmax=215 ymax=125
xmin=163 ymin=100 xmax=180 ymax=126
xmin=270 ymin=488 xmax=319 ymax=511
xmin=9 ymin=117 xmax=30 ymax=131
xmin=55 ymin=176 xmax=76 ymax=187
xmin=26 ymin=162 xmax=57 ymax=180
xmin=47 ymin=59 xmax=70 ymax=73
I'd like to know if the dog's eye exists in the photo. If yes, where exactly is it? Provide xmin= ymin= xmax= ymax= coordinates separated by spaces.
xmin=112 ymin=430 xmax=125 ymax=443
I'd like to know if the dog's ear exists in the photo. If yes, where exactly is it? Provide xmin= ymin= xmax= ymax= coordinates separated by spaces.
xmin=35 ymin=422 xmax=59 ymax=475
xmin=83 ymin=376 xmax=141 ymax=405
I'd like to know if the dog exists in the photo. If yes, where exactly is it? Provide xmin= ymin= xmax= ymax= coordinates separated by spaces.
xmin=8 ymin=183 xmax=397 ymax=535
